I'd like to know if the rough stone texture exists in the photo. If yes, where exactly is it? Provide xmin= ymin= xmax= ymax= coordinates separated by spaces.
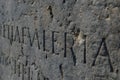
xmin=0 ymin=0 xmax=120 ymax=80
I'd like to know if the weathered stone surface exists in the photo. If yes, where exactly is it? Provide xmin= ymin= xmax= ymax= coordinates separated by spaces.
xmin=0 ymin=0 xmax=120 ymax=80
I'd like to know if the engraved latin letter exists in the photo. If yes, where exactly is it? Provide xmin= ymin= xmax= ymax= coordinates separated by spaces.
xmin=92 ymin=38 xmax=113 ymax=72
xmin=14 ymin=26 xmax=21 ymax=43
xmin=43 ymin=30 xmax=46 ymax=51
xmin=31 ymin=29 xmax=40 ymax=49
xmin=52 ymin=31 xmax=59 ymax=53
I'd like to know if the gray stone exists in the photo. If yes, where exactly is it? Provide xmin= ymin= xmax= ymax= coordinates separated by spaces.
xmin=0 ymin=0 xmax=120 ymax=80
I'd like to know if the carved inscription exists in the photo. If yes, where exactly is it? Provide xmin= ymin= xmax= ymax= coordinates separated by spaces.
xmin=0 ymin=24 xmax=117 ymax=80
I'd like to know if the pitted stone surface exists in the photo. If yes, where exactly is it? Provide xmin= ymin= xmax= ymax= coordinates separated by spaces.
xmin=0 ymin=0 xmax=120 ymax=80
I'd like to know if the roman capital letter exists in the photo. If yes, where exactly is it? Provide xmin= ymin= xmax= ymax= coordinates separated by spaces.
xmin=64 ymin=32 xmax=76 ymax=66
xmin=64 ymin=32 xmax=67 ymax=57
xmin=31 ymin=29 xmax=40 ymax=49
xmin=14 ymin=26 xmax=21 ymax=43
xmin=2 ymin=24 xmax=6 ymax=38
xmin=22 ymin=27 xmax=32 ymax=45
xmin=0 ymin=24 xmax=2 ymax=36
xmin=10 ymin=26 xmax=14 ymax=45
xmin=92 ymin=38 xmax=114 ymax=72
xmin=43 ymin=30 xmax=46 ymax=51
xmin=52 ymin=31 xmax=59 ymax=53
